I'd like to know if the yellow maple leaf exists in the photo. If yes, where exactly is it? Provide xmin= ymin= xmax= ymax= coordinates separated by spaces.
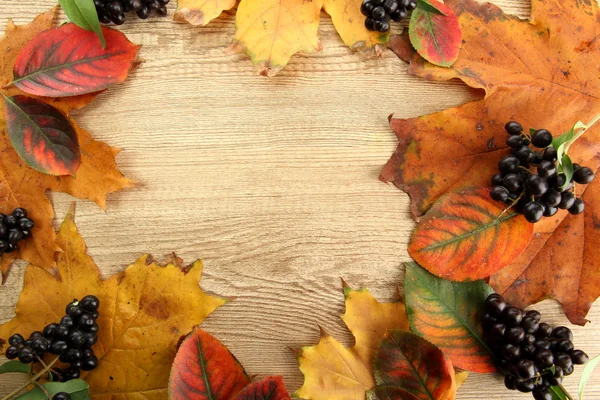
xmin=175 ymin=0 xmax=236 ymax=26
xmin=0 ymin=9 xmax=135 ymax=280
xmin=176 ymin=0 xmax=387 ymax=75
xmin=0 ymin=205 xmax=226 ymax=399
xmin=295 ymin=282 xmax=409 ymax=400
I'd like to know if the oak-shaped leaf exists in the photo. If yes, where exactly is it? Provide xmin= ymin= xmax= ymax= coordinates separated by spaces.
xmin=0 ymin=9 xmax=136 ymax=280
xmin=3 ymin=95 xmax=80 ymax=176
xmin=404 ymin=261 xmax=495 ymax=373
xmin=295 ymin=282 xmax=409 ymax=400
xmin=409 ymin=0 xmax=461 ymax=67
xmin=408 ymin=187 xmax=533 ymax=281
xmin=368 ymin=330 xmax=456 ymax=400
xmin=10 ymin=23 xmax=138 ymax=97
xmin=381 ymin=0 xmax=600 ymax=324
xmin=0 ymin=206 xmax=227 ymax=399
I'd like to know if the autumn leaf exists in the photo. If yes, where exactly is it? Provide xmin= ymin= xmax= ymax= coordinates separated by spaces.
xmin=404 ymin=262 xmax=495 ymax=373
xmin=169 ymin=327 xmax=251 ymax=400
xmin=409 ymin=187 xmax=533 ymax=281
xmin=169 ymin=328 xmax=290 ymax=400
xmin=0 ymin=9 xmax=137 ymax=280
xmin=369 ymin=330 xmax=457 ymax=400
xmin=175 ymin=0 xmax=236 ymax=26
xmin=0 ymin=206 xmax=227 ymax=399
xmin=381 ymin=0 xmax=600 ymax=325
xmin=295 ymin=282 xmax=409 ymax=400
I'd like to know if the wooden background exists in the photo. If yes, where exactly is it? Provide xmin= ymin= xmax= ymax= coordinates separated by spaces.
xmin=1 ymin=0 xmax=600 ymax=398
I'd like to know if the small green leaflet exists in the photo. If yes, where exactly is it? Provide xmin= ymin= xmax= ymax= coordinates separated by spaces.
xmin=579 ymin=355 xmax=600 ymax=400
xmin=549 ymin=385 xmax=571 ymax=400
xmin=552 ymin=121 xmax=588 ymax=191
xmin=416 ymin=0 xmax=447 ymax=16
xmin=15 ymin=379 xmax=90 ymax=400
xmin=58 ymin=0 xmax=106 ymax=48
xmin=0 ymin=360 xmax=31 ymax=374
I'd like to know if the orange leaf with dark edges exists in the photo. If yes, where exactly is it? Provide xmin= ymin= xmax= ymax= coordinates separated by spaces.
xmin=381 ymin=0 xmax=600 ymax=325
xmin=409 ymin=187 xmax=533 ymax=281
xmin=0 ymin=9 xmax=137 ymax=280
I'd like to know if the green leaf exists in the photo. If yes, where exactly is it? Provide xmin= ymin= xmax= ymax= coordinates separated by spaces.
xmin=558 ymin=154 xmax=574 ymax=191
xmin=15 ymin=379 xmax=89 ymax=400
xmin=579 ymin=355 xmax=600 ymax=399
xmin=416 ymin=0 xmax=447 ymax=16
xmin=0 ymin=360 xmax=31 ymax=374
xmin=530 ymin=127 xmax=537 ymax=135
xmin=549 ymin=385 xmax=571 ymax=400
xmin=404 ymin=261 xmax=496 ymax=373
xmin=58 ymin=0 xmax=106 ymax=48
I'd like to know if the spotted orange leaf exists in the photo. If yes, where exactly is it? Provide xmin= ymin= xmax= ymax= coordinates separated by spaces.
xmin=405 ymin=261 xmax=495 ymax=373
xmin=408 ymin=187 xmax=533 ymax=281
xmin=3 ymin=95 xmax=80 ymax=176
xmin=169 ymin=327 xmax=250 ymax=400
xmin=370 ymin=330 xmax=456 ymax=400
xmin=0 ymin=206 xmax=227 ymax=399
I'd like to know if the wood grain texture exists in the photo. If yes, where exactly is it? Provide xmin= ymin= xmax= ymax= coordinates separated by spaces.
xmin=1 ymin=1 xmax=599 ymax=398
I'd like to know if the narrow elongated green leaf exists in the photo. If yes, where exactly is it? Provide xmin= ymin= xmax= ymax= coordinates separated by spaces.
xmin=0 ymin=361 xmax=31 ymax=374
xmin=549 ymin=385 xmax=570 ymax=400
xmin=58 ymin=0 xmax=105 ymax=48
xmin=404 ymin=261 xmax=496 ymax=373
xmin=579 ymin=355 xmax=600 ymax=400
xmin=15 ymin=379 xmax=89 ymax=400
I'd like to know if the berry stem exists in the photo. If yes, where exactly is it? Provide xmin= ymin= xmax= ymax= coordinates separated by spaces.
xmin=32 ymin=381 xmax=52 ymax=400
xmin=0 ymin=356 xmax=60 ymax=400
xmin=497 ymin=190 xmax=525 ymax=219
xmin=557 ymin=384 xmax=575 ymax=400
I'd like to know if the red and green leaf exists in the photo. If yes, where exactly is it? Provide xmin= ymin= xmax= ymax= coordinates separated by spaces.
xmin=169 ymin=327 xmax=250 ymax=400
xmin=408 ymin=187 xmax=534 ymax=281
xmin=367 ymin=386 xmax=420 ymax=400
xmin=404 ymin=261 xmax=496 ymax=373
xmin=10 ymin=23 xmax=138 ymax=97
xmin=231 ymin=376 xmax=290 ymax=400
xmin=3 ymin=95 xmax=80 ymax=176
xmin=372 ymin=330 xmax=456 ymax=400
xmin=408 ymin=0 xmax=461 ymax=67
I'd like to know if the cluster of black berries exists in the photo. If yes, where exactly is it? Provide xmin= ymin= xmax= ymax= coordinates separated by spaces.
xmin=490 ymin=121 xmax=595 ymax=223
xmin=94 ymin=0 xmax=169 ymax=25
xmin=361 ymin=0 xmax=417 ymax=32
xmin=5 ymin=295 xmax=100 ymax=382
xmin=482 ymin=293 xmax=589 ymax=400
xmin=0 ymin=208 xmax=34 ymax=257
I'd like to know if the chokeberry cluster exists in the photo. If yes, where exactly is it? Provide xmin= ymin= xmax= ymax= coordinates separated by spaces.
xmin=361 ymin=0 xmax=417 ymax=33
xmin=490 ymin=121 xmax=595 ymax=223
xmin=94 ymin=0 xmax=169 ymax=25
xmin=482 ymin=293 xmax=589 ymax=400
xmin=0 ymin=208 xmax=34 ymax=257
xmin=5 ymin=295 xmax=100 ymax=382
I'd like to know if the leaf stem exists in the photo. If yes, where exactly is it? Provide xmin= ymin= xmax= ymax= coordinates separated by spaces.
xmin=564 ymin=113 xmax=600 ymax=154
xmin=497 ymin=190 xmax=524 ymax=220
xmin=560 ymin=384 xmax=575 ymax=400
xmin=0 ymin=356 xmax=60 ymax=400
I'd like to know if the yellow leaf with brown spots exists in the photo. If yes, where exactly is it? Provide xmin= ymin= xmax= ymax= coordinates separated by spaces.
xmin=295 ymin=283 xmax=409 ymax=400
xmin=0 ymin=206 xmax=227 ymax=399
xmin=174 ymin=0 xmax=236 ymax=26
xmin=0 ymin=9 xmax=136 ymax=281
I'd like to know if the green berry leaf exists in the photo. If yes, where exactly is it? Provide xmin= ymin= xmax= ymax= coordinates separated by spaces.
xmin=558 ymin=154 xmax=574 ymax=191
xmin=549 ymin=385 xmax=571 ymax=400
xmin=579 ymin=354 xmax=600 ymax=400
xmin=416 ymin=0 xmax=447 ymax=16
xmin=58 ymin=0 xmax=106 ymax=48
xmin=404 ymin=261 xmax=496 ymax=373
xmin=0 ymin=360 xmax=31 ymax=374
xmin=409 ymin=0 xmax=462 ymax=67
xmin=15 ymin=379 xmax=89 ymax=400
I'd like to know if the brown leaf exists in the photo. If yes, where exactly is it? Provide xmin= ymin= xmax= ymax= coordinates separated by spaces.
xmin=382 ymin=0 xmax=600 ymax=325
xmin=0 ymin=9 xmax=135 ymax=280
xmin=0 ymin=206 xmax=227 ymax=399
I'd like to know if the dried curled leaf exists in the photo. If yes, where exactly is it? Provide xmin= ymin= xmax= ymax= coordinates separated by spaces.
xmin=0 ymin=206 xmax=227 ymax=399
xmin=382 ymin=0 xmax=600 ymax=324
xmin=0 ymin=9 xmax=136 ymax=280
xmin=295 ymin=283 xmax=409 ymax=400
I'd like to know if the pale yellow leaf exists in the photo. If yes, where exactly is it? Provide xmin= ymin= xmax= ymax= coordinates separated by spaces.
xmin=174 ymin=0 xmax=236 ymax=26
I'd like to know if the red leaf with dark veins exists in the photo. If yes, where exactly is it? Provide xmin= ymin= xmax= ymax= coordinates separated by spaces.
xmin=11 ymin=23 xmax=138 ymax=97
xmin=3 ymin=95 xmax=80 ymax=176
xmin=231 ymin=376 xmax=291 ymax=400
